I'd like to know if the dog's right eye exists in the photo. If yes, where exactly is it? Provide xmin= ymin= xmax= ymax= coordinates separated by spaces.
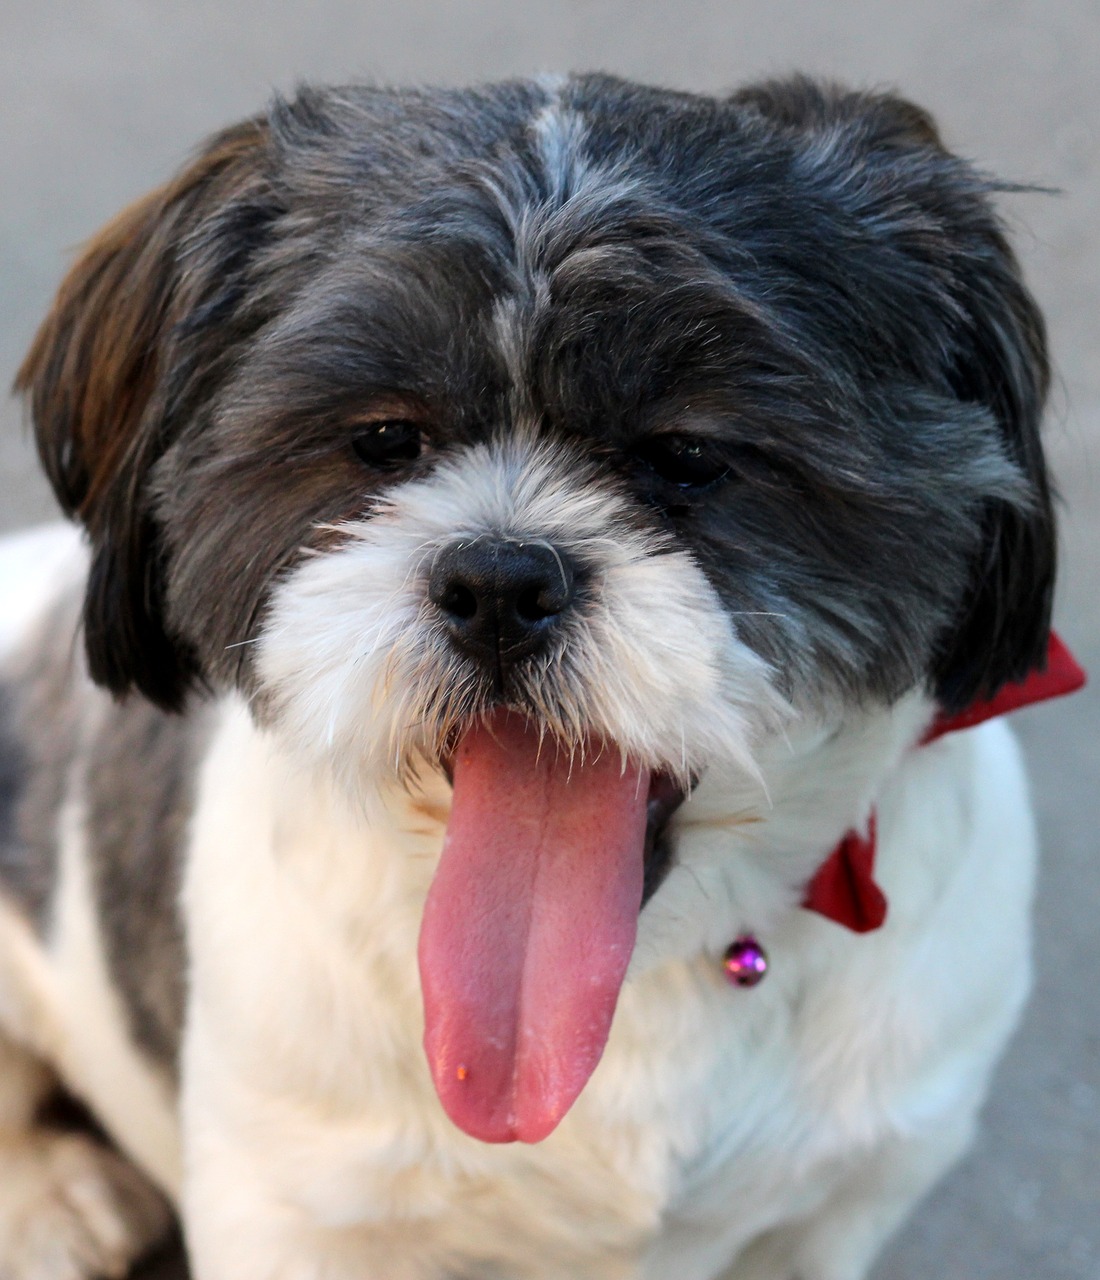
xmin=635 ymin=434 xmax=729 ymax=489
xmin=351 ymin=420 xmax=424 ymax=469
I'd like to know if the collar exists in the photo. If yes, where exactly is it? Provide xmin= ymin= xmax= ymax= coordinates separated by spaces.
xmin=802 ymin=633 xmax=1087 ymax=933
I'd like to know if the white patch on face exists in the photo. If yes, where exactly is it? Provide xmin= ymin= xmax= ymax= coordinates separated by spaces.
xmin=256 ymin=434 xmax=785 ymax=801
xmin=476 ymin=89 xmax=641 ymax=313
xmin=529 ymin=91 xmax=590 ymax=206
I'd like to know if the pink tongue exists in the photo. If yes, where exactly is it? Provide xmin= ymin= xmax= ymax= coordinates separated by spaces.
xmin=418 ymin=711 xmax=648 ymax=1143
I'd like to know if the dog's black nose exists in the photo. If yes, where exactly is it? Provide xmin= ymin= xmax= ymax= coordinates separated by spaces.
xmin=428 ymin=538 xmax=576 ymax=671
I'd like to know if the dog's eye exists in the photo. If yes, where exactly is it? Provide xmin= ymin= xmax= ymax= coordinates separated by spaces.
xmin=636 ymin=435 xmax=728 ymax=489
xmin=351 ymin=420 xmax=424 ymax=469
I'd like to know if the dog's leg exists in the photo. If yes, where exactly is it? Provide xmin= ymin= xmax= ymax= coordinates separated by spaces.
xmin=726 ymin=1115 xmax=974 ymax=1280
xmin=180 ymin=1036 xmax=444 ymax=1280
xmin=182 ymin=1131 xmax=424 ymax=1280
xmin=0 ymin=1031 xmax=172 ymax=1280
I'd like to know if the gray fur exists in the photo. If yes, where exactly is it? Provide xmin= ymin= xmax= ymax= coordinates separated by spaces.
xmin=48 ymin=74 xmax=1045 ymax=718
xmin=0 ymin=686 xmax=30 ymax=907
xmin=0 ymin=592 xmax=202 ymax=1070
xmin=85 ymin=697 xmax=209 ymax=1070
xmin=0 ymin=596 xmax=83 ymax=926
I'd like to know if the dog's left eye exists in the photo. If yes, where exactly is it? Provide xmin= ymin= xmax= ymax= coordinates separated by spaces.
xmin=351 ymin=420 xmax=425 ymax=469
xmin=635 ymin=435 xmax=729 ymax=489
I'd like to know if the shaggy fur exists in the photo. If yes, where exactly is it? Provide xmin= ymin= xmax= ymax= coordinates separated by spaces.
xmin=0 ymin=73 xmax=1055 ymax=1279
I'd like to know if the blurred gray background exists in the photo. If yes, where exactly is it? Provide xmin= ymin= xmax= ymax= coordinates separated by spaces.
xmin=2 ymin=2 xmax=1097 ymax=1277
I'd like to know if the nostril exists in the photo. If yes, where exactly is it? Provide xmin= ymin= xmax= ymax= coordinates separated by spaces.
xmin=515 ymin=584 xmax=565 ymax=624
xmin=438 ymin=580 xmax=478 ymax=621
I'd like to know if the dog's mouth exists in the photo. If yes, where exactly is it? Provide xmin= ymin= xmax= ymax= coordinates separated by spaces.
xmin=642 ymin=770 xmax=685 ymax=906
xmin=420 ymin=710 xmax=686 ymax=1144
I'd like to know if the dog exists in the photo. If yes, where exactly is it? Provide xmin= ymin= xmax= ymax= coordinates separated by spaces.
xmin=0 ymin=72 xmax=1081 ymax=1279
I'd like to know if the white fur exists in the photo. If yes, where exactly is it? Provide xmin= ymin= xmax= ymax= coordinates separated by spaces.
xmin=0 ymin=527 xmax=180 ymax=1198
xmin=0 ymin=526 xmax=174 ymax=1279
xmin=257 ymin=433 xmax=783 ymax=799
xmin=0 ymin=514 xmax=1037 ymax=1280
xmin=174 ymin=697 xmax=1034 ymax=1280
xmin=0 ymin=523 xmax=85 ymax=663
xmin=47 ymin=785 xmax=181 ymax=1197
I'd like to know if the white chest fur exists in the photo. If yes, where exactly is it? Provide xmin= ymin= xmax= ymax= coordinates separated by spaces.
xmin=176 ymin=700 xmax=1035 ymax=1280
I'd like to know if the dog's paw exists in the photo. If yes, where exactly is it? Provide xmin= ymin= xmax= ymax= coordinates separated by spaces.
xmin=0 ymin=1131 xmax=172 ymax=1279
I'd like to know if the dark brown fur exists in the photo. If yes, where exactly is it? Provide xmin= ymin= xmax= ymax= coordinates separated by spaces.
xmin=15 ymin=120 xmax=276 ymax=711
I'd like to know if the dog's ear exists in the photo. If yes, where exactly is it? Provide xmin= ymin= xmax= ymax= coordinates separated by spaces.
xmin=928 ymin=216 xmax=1054 ymax=712
xmin=732 ymin=78 xmax=1056 ymax=710
xmin=731 ymin=75 xmax=944 ymax=150
xmin=15 ymin=118 xmax=279 ymax=711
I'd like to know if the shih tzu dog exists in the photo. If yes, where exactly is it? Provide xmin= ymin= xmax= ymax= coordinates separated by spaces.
xmin=0 ymin=73 xmax=1085 ymax=1280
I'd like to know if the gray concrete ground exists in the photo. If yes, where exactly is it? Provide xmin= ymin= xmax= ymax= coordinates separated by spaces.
xmin=2 ymin=3 xmax=1098 ymax=1277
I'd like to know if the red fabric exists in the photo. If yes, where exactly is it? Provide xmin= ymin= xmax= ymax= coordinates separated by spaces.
xmin=803 ymin=633 xmax=1086 ymax=933
xmin=922 ymin=631 xmax=1086 ymax=743
xmin=802 ymin=813 xmax=887 ymax=933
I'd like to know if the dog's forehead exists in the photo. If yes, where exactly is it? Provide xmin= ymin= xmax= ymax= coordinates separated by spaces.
xmin=257 ymin=82 xmax=808 ymax=447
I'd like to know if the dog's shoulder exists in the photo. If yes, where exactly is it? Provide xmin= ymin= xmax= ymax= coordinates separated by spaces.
xmin=0 ymin=523 xmax=89 ymax=926
xmin=0 ymin=525 xmax=212 ymax=1071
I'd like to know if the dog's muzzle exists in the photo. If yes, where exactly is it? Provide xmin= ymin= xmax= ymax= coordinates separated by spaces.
xmin=428 ymin=537 xmax=576 ymax=678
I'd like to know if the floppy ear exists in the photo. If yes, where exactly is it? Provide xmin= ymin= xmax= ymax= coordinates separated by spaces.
xmin=731 ymin=74 xmax=945 ymax=150
xmin=927 ymin=224 xmax=1054 ymax=711
xmin=15 ymin=117 xmax=279 ymax=711
xmin=732 ymin=78 xmax=1056 ymax=710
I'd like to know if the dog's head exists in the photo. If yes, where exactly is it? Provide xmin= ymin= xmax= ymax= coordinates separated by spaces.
xmin=17 ymin=74 xmax=1054 ymax=1141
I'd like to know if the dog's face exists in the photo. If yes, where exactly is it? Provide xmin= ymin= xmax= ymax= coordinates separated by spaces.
xmin=17 ymin=74 xmax=1054 ymax=1142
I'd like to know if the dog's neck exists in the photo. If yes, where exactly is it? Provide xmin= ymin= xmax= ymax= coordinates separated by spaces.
xmin=232 ymin=634 xmax=1082 ymax=989
xmin=804 ymin=633 xmax=1086 ymax=935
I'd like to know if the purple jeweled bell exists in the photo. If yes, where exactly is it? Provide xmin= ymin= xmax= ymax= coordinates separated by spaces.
xmin=723 ymin=935 xmax=768 ymax=987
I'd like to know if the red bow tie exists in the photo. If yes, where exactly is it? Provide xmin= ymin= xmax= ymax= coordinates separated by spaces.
xmin=803 ymin=633 xmax=1087 ymax=933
